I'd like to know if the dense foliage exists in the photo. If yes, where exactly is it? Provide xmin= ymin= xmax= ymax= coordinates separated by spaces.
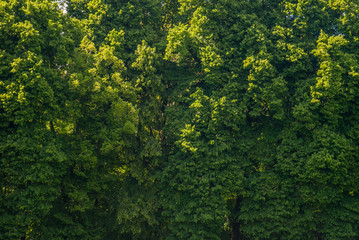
xmin=1 ymin=0 xmax=359 ymax=239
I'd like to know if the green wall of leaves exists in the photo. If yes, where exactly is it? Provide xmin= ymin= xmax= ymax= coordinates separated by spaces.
xmin=1 ymin=0 xmax=359 ymax=239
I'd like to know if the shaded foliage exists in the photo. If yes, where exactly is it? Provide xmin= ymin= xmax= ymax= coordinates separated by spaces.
xmin=1 ymin=0 xmax=359 ymax=240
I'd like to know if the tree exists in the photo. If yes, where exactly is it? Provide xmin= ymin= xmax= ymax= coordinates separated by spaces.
xmin=0 ymin=0 xmax=74 ymax=238
xmin=2 ymin=0 xmax=359 ymax=239
xmin=63 ymin=0 xmax=168 ymax=238
xmin=0 ymin=0 xmax=142 ymax=238
xmin=161 ymin=0 xmax=359 ymax=239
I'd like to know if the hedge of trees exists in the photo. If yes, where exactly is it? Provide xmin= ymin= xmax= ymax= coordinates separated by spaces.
xmin=1 ymin=0 xmax=359 ymax=239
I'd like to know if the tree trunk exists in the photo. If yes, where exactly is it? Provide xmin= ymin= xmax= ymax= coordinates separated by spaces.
xmin=231 ymin=196 xmax=242 ymax=240
xmin=232 ymin=219 xmax=240 ymax=240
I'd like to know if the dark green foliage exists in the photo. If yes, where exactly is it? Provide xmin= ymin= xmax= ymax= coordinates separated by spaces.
xmin=161 ymin=0 xmax=359 ymax=239
xmin=1 ymin=0 xmax=163 ymax=239
xmin=0 ymin=1 xmax=72 ymax=238
xmin=1 ymin=0 xmax=359 ymax=239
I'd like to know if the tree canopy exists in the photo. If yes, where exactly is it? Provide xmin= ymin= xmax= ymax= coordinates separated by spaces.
xmin=1 ymin=0 xmax=359 ymax=239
